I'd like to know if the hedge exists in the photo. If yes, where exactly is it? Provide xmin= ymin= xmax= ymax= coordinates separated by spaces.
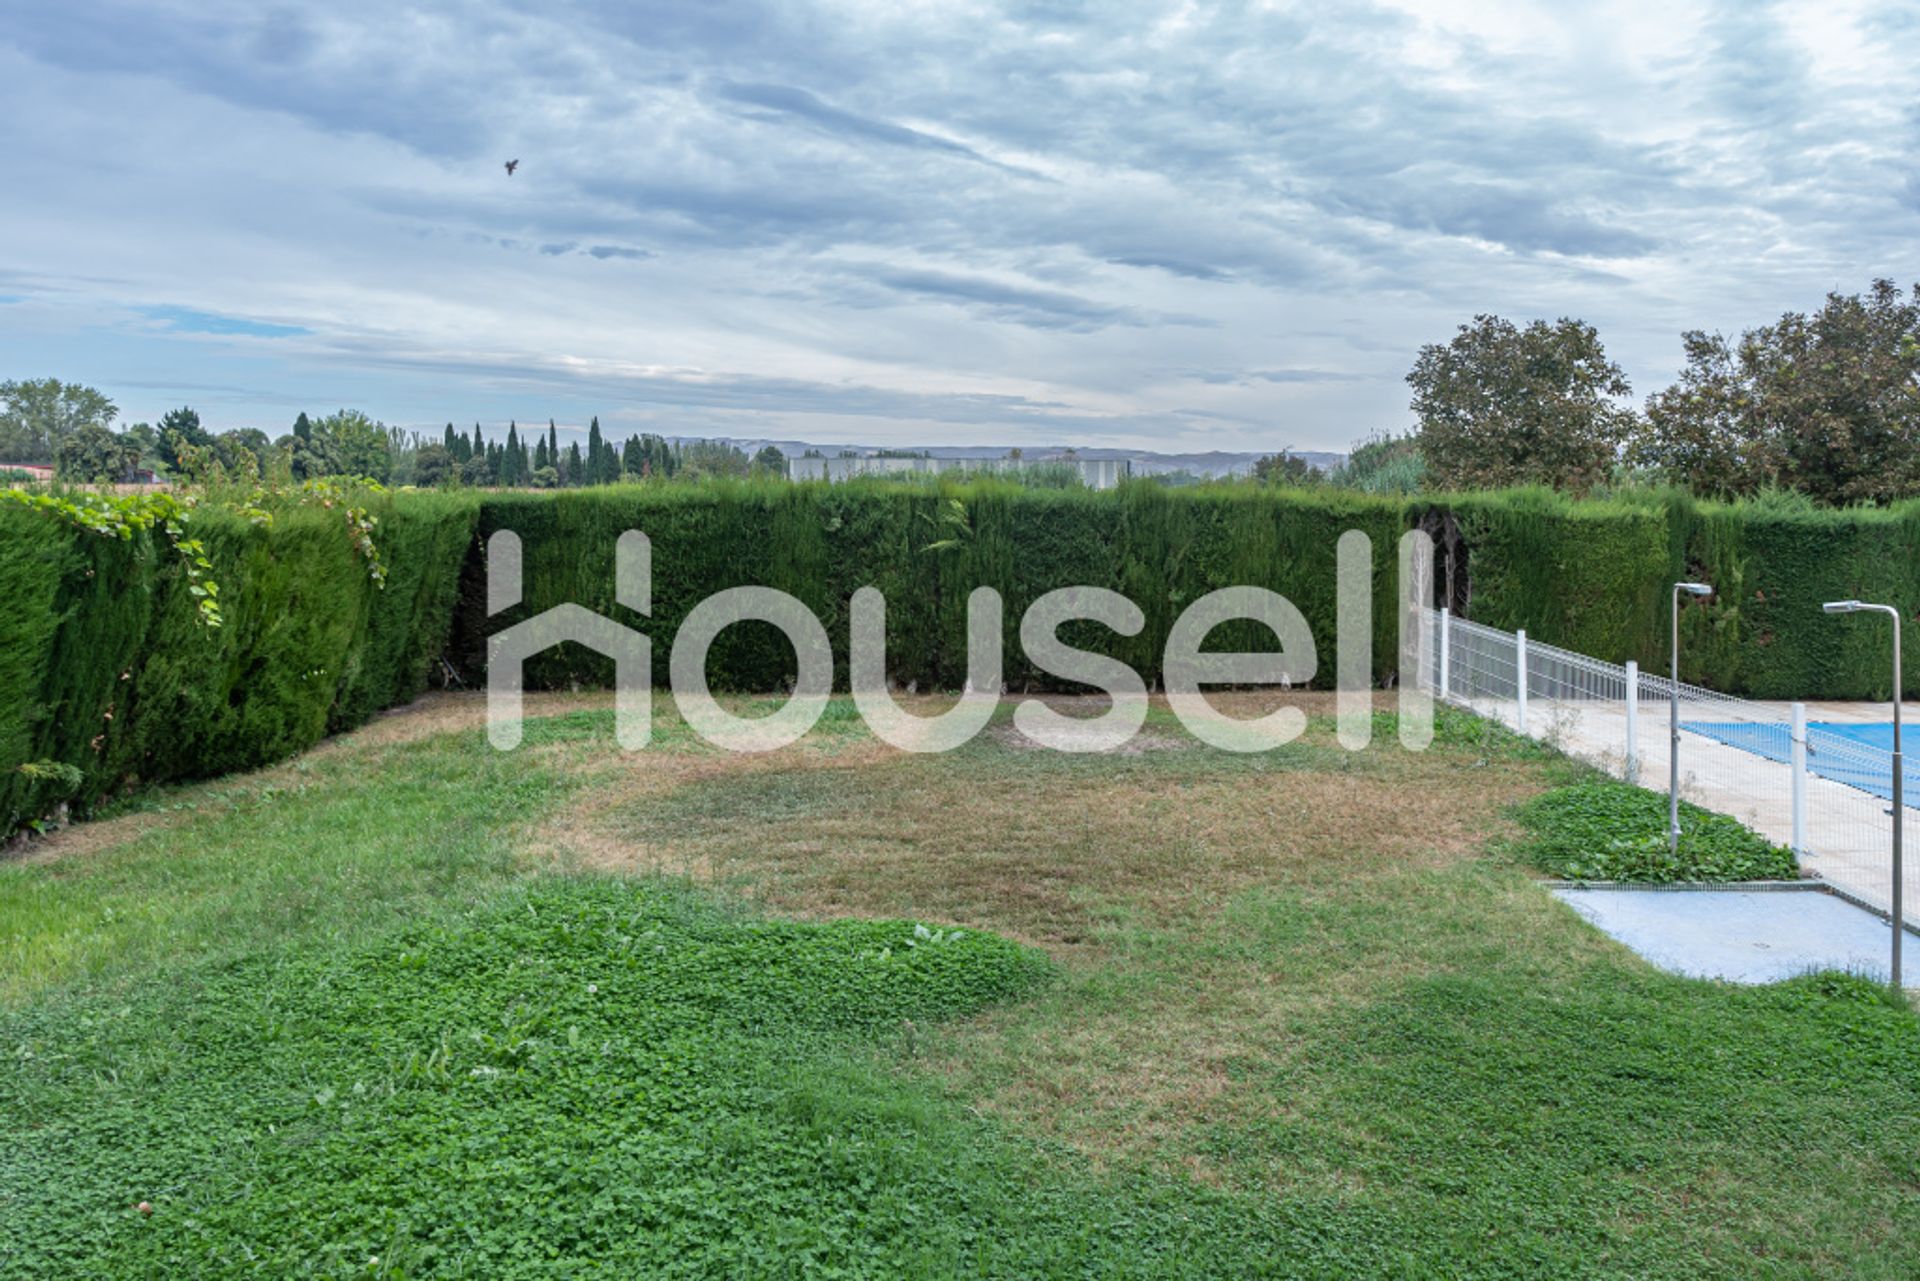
xmin=1421 ymin=487 xmax=1920 ymax=701
xmin=0 ymin=490 xmax=477 ymax=830
xmin=10 ymin=477 xmax=1920 ymax=833
xmin=446 ymin=480 xmax=1412 ymax=693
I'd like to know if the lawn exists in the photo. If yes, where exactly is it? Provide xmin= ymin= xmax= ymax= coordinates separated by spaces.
xmin=2 ymin=694 xmax=1916 ymax=1278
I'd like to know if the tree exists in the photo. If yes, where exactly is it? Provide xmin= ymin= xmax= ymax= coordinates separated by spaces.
xmin=461 ymin=453 xmax=494 ymax=486
xmin=752 ymin=445 xmax=787 ymax=476
xmin=1629 ymin=280 xmax=1920 ymax=504
xmin=54 ymin=423 xmax=140 ymax=482
xmin=530 ymin=464 xmax=559 ymax=489
xmin=121 ymin=422 xmax=163 ymax=472
xmin=584 ymin=419 xmax=603 ymax=484
xmin=153 ymin=405 xmax=219 ymax=475
xmin=1251 ymin=451 xmax=1317 ymax=485
xmin=413 ymin=444 xmax=455 ymax=487
xmin=214 ymin=428 xmax=272 ymax=478
xmin=0 ymin=378 xmax=118 ymax=463
xmin=1409 ymin=316 xmax=1635 ymax=493
xmin=284 ymin=426 xmax=341 ymax=481
xmin=681 ymin=439 xmax=750 ymax=478
xmin=315 ymin=409 xmax=392 ymax=483
xmin=500 ymin=423 xmax=523 ymax=487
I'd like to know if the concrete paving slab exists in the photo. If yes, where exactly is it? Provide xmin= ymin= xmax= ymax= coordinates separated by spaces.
xmin=1554 ymin=887 xmax=1916 ymax=986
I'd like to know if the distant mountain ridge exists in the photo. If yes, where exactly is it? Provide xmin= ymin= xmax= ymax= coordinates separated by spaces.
xmin=484 ymin=424 xmax=1344 ymax=477
xmin=694 ymin=439 xmax=1343 ymax=477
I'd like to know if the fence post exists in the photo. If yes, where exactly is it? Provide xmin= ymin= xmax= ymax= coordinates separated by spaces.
xmin=1625 ymin=660 xmax=1639 ymax=784
xmin=1791 ymin=701 xmax=1808 ymax=855
xmin=1439 ymin=607 xmax=1451 ymax=701
xmin=1515 ymin=629 xmax=1529 ymax=735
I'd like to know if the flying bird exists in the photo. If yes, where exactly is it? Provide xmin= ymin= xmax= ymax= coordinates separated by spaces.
xmin=504 ymin=159 xmax=519 ymax=176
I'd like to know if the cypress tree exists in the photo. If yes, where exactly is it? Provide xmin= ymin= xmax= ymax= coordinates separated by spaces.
xmin=534 ymin=435 xmax=550 ymax=473
xmin=293 ymin=412 xmax=313 ymax=443
xmin=567 ymin=442 xmax=583 ymax=483
xmin=502 ymin=422 xmax=522 ymax=487
xmin=586 ymin=417 xmax=604 ymax=484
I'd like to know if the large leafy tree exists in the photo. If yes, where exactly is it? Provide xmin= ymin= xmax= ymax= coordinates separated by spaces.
xmin=413 ymin=444 xmax=455 ymax=487
xmin=316 ymin=409 xmax=392 ymax=483
xmin=1629 ymin=279 xmax=1920 ymax=504
xmin=1251 ymin=451 xmax=1318 ymax=485
xmin=0 ymin=378 xmax=118 ymax=463
xmin=54 ymin=422 xmax=140 ymax=482
xmin=214 ymin=428 xmax=273 ymax=477
xmin=1409 ymin=316 xmax=1635 ymax=493
xmin=157 ymin=406 xmax=215 ymax=473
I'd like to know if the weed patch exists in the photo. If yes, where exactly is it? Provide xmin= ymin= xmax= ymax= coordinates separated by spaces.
xmin=1510 ymin=781 xmax=1797 ymax=882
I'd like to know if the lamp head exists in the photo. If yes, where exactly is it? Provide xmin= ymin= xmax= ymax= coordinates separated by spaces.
xmin=1823 ymin=600 xmax=1862 ymax=614
xmin=1675 ymin=582 xmax=1712 ymax=597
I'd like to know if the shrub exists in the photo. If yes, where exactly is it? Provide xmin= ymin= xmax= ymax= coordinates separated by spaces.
xmin=1510 ymin=781 xmax=1796 ymax=882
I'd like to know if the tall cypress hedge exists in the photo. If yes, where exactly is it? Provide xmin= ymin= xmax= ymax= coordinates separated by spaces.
xmin=1673 ymin=499 xmax=1920 ymax=699
xmin=1415 ymin=488 xmax=1676 ymax=666
xmin=0 ymin=490 xmax=478 ymax=830
xmin=10 ymin=477 xmax=1920 ymax=835
xmin=450 ymin=480 xmax=1411 ymax=693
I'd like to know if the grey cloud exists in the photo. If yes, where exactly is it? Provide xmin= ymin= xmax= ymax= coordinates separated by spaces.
xmin=715 ymin=82 xmax=1016 ymax=172
xmin=862 ymin=267 xmax=1142 ymax=331
xmin=4 ymin=0 xmax=1918 ymax=451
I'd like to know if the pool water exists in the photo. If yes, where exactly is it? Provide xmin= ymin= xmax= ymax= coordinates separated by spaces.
xmin=1679 ymin=720 xmax=1918 ymax=805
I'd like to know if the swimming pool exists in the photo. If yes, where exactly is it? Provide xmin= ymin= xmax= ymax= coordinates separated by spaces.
xmin=1679 ymin=720 xmax=1919 ymax=805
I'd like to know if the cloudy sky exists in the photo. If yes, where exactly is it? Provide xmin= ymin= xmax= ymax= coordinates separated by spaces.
xmin=2 ymin=0 xmax=1914 ymax=453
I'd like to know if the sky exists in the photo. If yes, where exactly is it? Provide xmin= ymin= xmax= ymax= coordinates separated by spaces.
xmin=1 ymin=0 xmax=1915 ymax=454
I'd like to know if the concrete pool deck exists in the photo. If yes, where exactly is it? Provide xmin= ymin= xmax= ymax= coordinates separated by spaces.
xmin=1554 ymin=886 xmax=1919 ymax=986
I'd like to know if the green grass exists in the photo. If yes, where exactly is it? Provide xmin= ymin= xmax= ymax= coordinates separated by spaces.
xmin=2 ymin=699 xmax=1916 ymax=1278
xmin=2 ymin=879 xmax=1074 ymax=1278
xmin=1510 ymin=780 xmax=1798 ymax=882
xmin=0 ymin=734 xmax=569 ymax=1000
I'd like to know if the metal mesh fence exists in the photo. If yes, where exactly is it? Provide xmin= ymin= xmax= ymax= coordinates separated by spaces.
xmin=1422 ymin=607 xmax=1910 ymax=917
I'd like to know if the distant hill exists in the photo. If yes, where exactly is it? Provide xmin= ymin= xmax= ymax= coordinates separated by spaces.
xmin=493 ymin=424 xmax=1344 ymax=478
xmin=684 ymin=439 xmax=1345 ymax=477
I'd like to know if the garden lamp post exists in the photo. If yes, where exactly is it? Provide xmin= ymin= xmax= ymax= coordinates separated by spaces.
xmin=1670 ymin=582 xmax=1714 ymax=855
xmin=1823 ymin=599 xmax=1903 ymax=990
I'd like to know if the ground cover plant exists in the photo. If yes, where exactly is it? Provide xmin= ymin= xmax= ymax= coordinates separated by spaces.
xmin=1508 ymin=780 xmax=1799 ymax=883
xmin=2 ymin=694 xmax=1916 ymax=1278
